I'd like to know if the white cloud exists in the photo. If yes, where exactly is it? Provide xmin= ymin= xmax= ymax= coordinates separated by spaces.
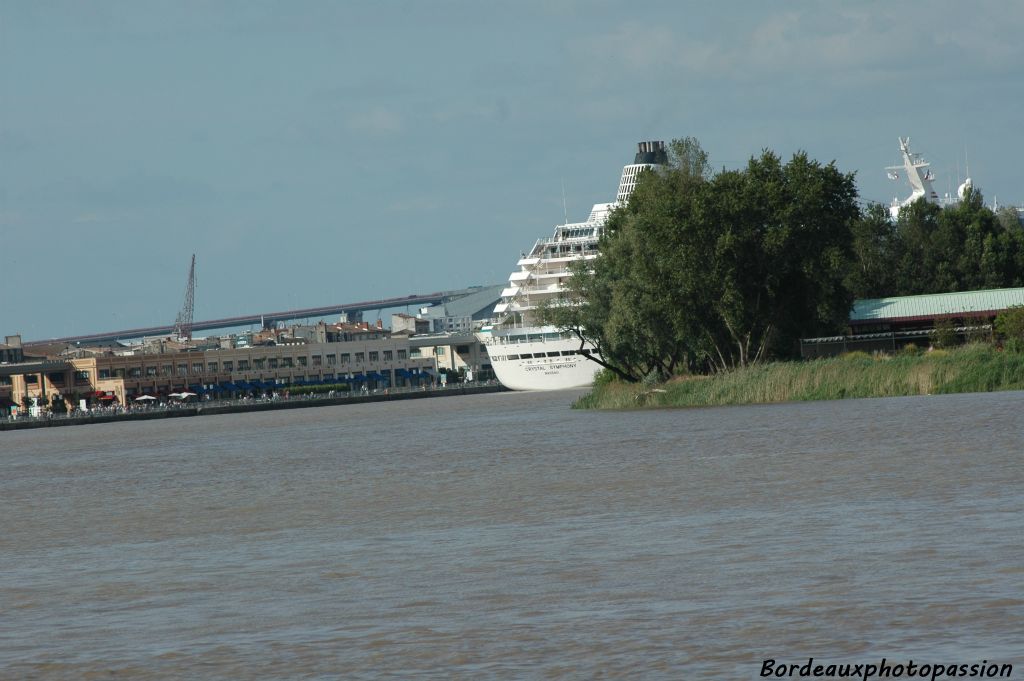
xmin=385 ymin=197 xmax=443 ymax=213
xmin=345 ymin=107 xmax=404 ymax=136
xmin=571 ymin=4 xmax=1024 ymax=85
xmin=72 ymin=213 xmax=110 ymax=224
xmin=431 ymin=97 xmax=511 ymax=125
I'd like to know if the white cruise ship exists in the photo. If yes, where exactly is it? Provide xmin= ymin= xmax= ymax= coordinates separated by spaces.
xmin=478 ymin=141 xmax=668 ymax=390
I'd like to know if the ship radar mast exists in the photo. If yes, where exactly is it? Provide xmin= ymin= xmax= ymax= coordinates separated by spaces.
xmin=886 ymin=137 xmax=940 ymax=219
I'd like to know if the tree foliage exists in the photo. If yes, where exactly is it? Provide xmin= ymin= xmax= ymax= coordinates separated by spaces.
xmin=845 ymin=203 xmax=902 ymax=298
xmin=542 ymin=136 xmax=1024 ymax=382
xmin=541 ymin=138 xmax=859 ymax=380
xmin=848 ymin=188 xmax=1024 ymax=299
xmin=995 ymin=305 xmax=1024 ymax=351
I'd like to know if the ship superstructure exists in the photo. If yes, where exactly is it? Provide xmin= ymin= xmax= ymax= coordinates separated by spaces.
xmin=886 ymin=137 xmax=1022 ymax=221
xmin=887 ymin=137 xmax=942 ymax=219
xmin=479 ymin=141 xmax=668 ymax=390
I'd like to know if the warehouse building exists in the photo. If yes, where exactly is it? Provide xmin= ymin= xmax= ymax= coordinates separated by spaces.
xmin=801 ymin=287 xmax=1024 ymax=358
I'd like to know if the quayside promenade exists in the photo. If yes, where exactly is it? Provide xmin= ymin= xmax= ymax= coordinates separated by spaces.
xmin=0 ymin=383 xmax=505 ymax=432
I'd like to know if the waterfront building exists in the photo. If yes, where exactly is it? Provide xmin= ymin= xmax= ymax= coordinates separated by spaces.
xmin=1 ymin=336 xmax=27 ymax=409
xmin=800 ymin=287 xmax=1024 ymax=357
xmin=2 ymin=326 xmax=438 ymax=410
xmin=411 ymin=336 xmax=491 ymax=382
xmin=1 ymin=335 xmax=24 ymax=364
xmin=391 ymin=313 xmax=431 ymax=336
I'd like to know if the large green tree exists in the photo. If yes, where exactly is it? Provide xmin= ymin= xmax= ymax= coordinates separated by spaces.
xmin=541 ymin=138 xmax=710 ymax=381
xmin=846 ymin=203 xmax=902 ymax=299
xmin=861 ymin=187 xmax=1024 ymax=298
xmin=542 ymin=139 xmax=859 ymax=380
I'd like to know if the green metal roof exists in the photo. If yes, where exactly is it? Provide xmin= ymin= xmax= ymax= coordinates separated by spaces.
xmin=851 ymin=287 xmax=1024 ymax=322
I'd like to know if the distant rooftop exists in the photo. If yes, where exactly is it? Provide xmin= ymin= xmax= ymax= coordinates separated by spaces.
xmin=851 ymin=287 xmax=1024 ymax=323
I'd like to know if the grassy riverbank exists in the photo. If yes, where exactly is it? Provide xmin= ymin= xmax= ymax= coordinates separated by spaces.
xmin=575 ymin=344 xmax=1024 ymax=409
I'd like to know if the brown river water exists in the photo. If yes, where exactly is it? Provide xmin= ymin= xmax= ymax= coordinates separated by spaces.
xmin=1 ymin=390 xmax=1022 ymax=679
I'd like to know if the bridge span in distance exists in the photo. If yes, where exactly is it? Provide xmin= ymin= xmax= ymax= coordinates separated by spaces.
xmin=27 ymin=286 xmax=496 ymax=346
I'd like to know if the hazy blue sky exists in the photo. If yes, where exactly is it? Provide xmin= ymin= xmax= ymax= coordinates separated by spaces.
xmin=3 ymin=1 xmax=1023 ymax=340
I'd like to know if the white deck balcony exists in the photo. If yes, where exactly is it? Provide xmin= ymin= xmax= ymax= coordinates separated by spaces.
xmin=519 ymin=283 xmax=564 ymax=296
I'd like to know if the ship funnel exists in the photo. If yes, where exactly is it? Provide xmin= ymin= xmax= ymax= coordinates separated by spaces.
xmin=635 ymin=140 xmax=667 ymax=165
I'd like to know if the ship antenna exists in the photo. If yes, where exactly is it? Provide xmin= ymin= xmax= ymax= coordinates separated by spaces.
xmin=561 ymin=177 xmax=569 ymax=225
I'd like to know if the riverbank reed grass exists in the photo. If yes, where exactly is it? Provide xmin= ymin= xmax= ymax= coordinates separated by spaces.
xmin=575 ymin=344 xmax=1024 ymax=409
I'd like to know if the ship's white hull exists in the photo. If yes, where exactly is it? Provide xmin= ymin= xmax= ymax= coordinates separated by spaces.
xmin=480 ymin=334 xmax=601 ymax=391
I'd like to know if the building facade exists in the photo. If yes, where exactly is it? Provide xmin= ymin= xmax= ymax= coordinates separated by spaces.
xmin=4 ymin=334 xmax=438 ymax=409
xmin=800 ymin=287 xmax=1024 ymax=358
xmin=1 ymin=335 xmax=24 ymax=364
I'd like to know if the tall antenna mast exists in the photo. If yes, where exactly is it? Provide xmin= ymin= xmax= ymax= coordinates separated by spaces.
xmin=561 ymin=177 xmax=569 ymax=225
xmin=173 ymin=254 xmax=196 ymax=341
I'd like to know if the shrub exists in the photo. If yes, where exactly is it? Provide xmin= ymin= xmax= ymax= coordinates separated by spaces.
xmin=930 ymin=318 xmax=959 ymax=349
xmin=964 ymin=323 xmax=993 ymax=344
xmin=995 ymin=305 xmax=1024 ymax=350
xmin=576 ymin=344 xmax=1024 ymax=409
xmin=592 ymin=368 xmax=619 ymax=388
xmin=641 ymin=369 xmax=665 ymax=387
